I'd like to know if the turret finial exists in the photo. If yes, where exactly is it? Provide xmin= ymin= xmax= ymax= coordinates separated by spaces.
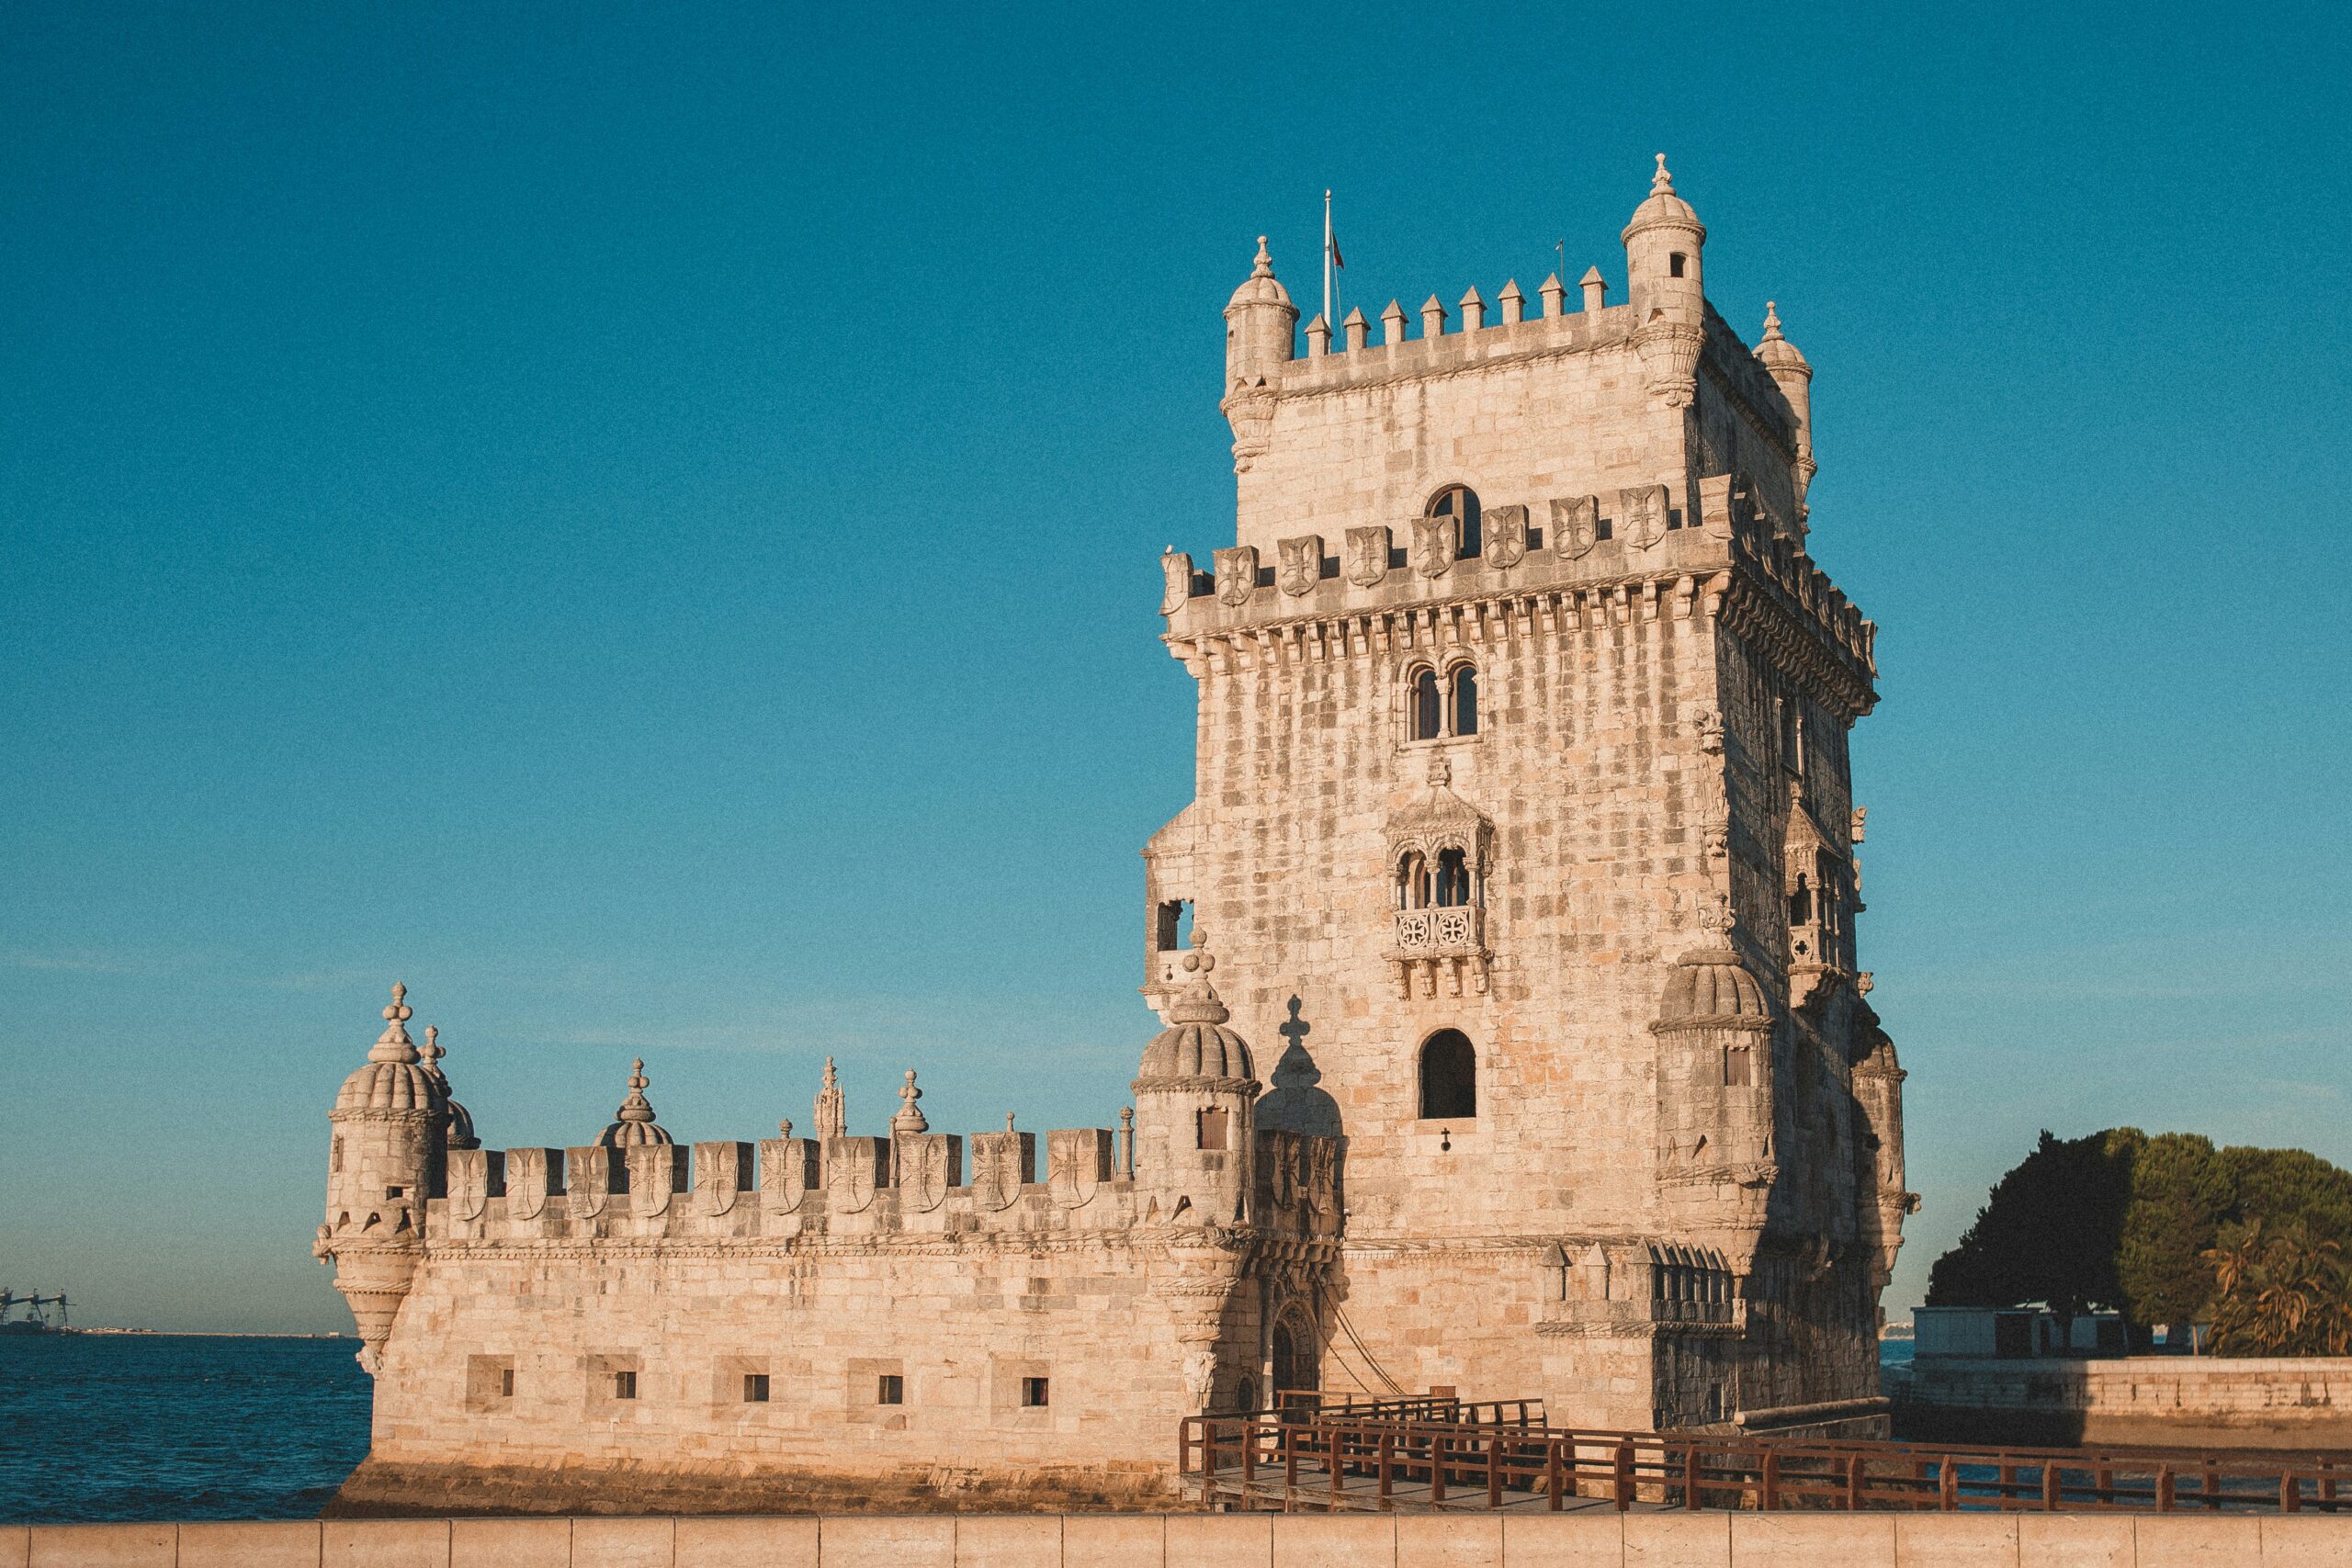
xmin=368 ymin=981 xmax=419 ymax=1063
xmin=892 ymin=1069 xmax=929 ymax=1135
xmin=1652 ymin=152 xmax=1674 ymax=195
xmin=1761 ymin=301 xmax=1784 ymax=342
xmin=814 ymin=1055 xmax=846 ymax=1139
xmin=1170 ymin=930 xmax=1232 ymax=1027
xmin=1250 ymin=235 xmax=1272 ymax=277
xmin=778 ymin=1116 xmax=794 ymax=1140
xmin=615 ymin=1058 xmax=657 ymax=1124
xmin=418 ymin=1024 xmax=443 ymax=1072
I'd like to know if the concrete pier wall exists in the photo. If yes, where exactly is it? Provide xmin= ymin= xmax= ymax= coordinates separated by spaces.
xmin=1897 ymin=1355 xmax=2352 ymax=1448
xmin=6 ymin=1512 xmax=2348 ymax=1567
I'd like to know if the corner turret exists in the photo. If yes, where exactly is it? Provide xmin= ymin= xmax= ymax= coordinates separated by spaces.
xmin=317 ymin=983 xmax=447 ymax=1373
xmin=1220 ymin=238 xmax=1296 ymax=473
xmin=1755 ymin=301 xmax=1817 ymax=518
xmin=1132 ymin=931 xmax=1260 ymax=1224
xmin=1623 ymin=154 xmax=1707 ymax=406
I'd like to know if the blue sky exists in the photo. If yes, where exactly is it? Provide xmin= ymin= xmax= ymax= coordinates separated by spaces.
xmin=4 ymin=2 xmax=2346 ymax=1333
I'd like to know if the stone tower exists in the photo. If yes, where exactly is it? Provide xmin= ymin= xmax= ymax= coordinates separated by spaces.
xmin=315 ymin=983 xmax=448 ymax=1372
xmin=1146 ymin=158 xmax=1914 ymax=1432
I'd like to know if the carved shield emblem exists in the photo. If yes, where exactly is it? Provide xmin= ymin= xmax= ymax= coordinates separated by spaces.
xmin=1159 ymin=550 xmax=1194 ymax=615
xmin=1550 ymin=495 xmax=1599 ymax=558
xmin=508 ymin=1147 xmax=548 ymax=1220
xmin=450 ymin=1148 xmax=489 ymax=1223
xmin=972 ymin=1132 xmax=1028 ymax=1211
xmin=1618 ymin=484 xmax=1668 ymax=549
xmin=1046 ymin=1130 xmax=1109 ymax=1210
xmin=831 ymin=1140 xmax=879 ymax=1213
xmin=901 ymin=1135 xmax=951 ymax=1213
xmin=695 ymin=1143 xmax=740 ymax=1217
xmin=1344 ymin=525 xmax=1390 ymax=587
xmin=1213 ymin=546 xmax=1259 ymax=607
xmin=759 ymin=1138 xmax=811 ymax=1214
xmin=566 ymin=1146 xmax=609 ymax=1219
xmin=1483 ymin=504 xmax=1528 ymax=570
xmin=1276 ymin=535 xmax=1323 ymax=597
xmin=629 ymin=1146 xmax=672 ymax=1217
xmin=1411 ymin=516 xmax=1457 ymax=578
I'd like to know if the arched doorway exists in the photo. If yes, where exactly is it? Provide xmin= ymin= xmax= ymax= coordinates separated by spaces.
xmin=1271 ymin=1305 xmax=1319 ymax=1418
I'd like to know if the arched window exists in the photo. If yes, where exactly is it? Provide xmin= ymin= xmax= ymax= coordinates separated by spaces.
xmin=1396 ymin=850 xmax=1430 ymax=909
xmin=1787 ymin=874 xmax=1812 ymax=928
xmin=1428 ymin=485 xmax=1482 ymax=559
xmin=1418 ymin=1029 xmax=1476 ymax=1120
xmin=1434 ymin=847 xmax=1471 ymax=908
xmin=1409 ymin=666 xmax=1442 ymax=740
xmin=1451 ymin=665 xmax=1478 ymax=736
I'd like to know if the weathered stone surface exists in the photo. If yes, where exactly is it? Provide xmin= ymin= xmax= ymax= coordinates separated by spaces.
xmin=2012 ymin=1516 xmax=2132 ymax=1568
xmin=449 ymin=1518 xmax=568 ymax=1568
xmin=572 ymin=1517 xmax=675 ymax=1568
xmin=674 ymin=1517 xmax=820 ymax=1568
xmin=1499 ymin=1513 xmax=1622 ymax=1568
xmin=1893 ymin=1513 xmax=2016 ymax=1568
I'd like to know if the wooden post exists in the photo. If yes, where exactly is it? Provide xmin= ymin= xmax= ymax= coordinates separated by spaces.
xmin=1431 ymin=1432 xmax=1447 ymax=1505
xmin=2203 ymin=1460 xmax=2221 ymax=1511
xmin=2041 ymin=1462 xmax=2059 ymax=1510
xmin=1685 ymin=1444 xmax=1703 ymax=1510
xmin=1202 ymin=1419 xmax=1216 ymax=1508
xmin=1614 ymin=1441 xmax=1634 ymax=1512
xmin=2157 ymin=1464 xmax=2175 ymax=1512
xmin=1379 ymin=1429 xmax=1395 ymax=1506
xmin=1243 ymin=1418 xmax=1257 ymax=1484
xmin=1763 ymin=1450 xmax=1781 ymax=1511
xmin=2283 ymin=1472 xmax=2301 ymax=1514
xmin=2322 ymin=1459 xmax=2338 ymax=1509
xmin=1547 ymin=1439 xmax=1564 ymax=1511
xmin=2096 ymin=1462 xmax=2112 ymax=1506
xmin=1329 ymin=1424 xmax=1342 ymax=1508
xmin=1998 ymin=1456 xmax=2015 ymax=1506
xmin=1940 ymin=1456 xmax=1959 ymax=1511
xmin=1487 ymin=1436 xmax=1503 ymax=1508
xmin=1847 ymin=1454 xmax=1865 ymax=1510
xmin=1283 ymin=1422 xmax=1298 ymax=1500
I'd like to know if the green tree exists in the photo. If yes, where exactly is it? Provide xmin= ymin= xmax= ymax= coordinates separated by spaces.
xmin=1928 ymin=1128 xmax=2352 ymax=1346
xmin=2115 ymin=1132 xmax=2232 ymax=1331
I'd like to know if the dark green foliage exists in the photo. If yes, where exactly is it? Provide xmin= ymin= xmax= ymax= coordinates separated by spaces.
xmin=1928 ymin=1128 xmax=2352 ymax=1344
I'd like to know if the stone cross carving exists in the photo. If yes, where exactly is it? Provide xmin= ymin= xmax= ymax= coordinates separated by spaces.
xmin=892 ymin=1069 xmax=928 ymax=1135
xmin=814 ymin=1057 xmax=846 ymax=1140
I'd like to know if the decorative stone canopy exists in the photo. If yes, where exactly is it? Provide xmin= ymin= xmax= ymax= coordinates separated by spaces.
xmin=1654 ymin=898 xmax=1771 ymax=1026
xmin=335 ymin=983 xmax=447 ymax=1114
xmin=1623 ymin=152 xmax=1705 ymax=242
xmin=1386 ymin=753 xmax=1493 ymax=865
xmin=599 ymin=1058 xmax=673 ymax=1148
xmin=1226 ymin=235 xmax=1293 ymax=311
xmin=1136 ymin=931 xmax=1255 ymax=1084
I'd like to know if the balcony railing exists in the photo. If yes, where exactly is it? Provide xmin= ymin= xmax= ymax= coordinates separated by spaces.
xmin=1393 ymin=905 xmax=1484 ymax=953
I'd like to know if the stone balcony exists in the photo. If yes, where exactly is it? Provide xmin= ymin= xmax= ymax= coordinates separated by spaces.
xmin=1385 ymin=906 xmax=1489 ymax=998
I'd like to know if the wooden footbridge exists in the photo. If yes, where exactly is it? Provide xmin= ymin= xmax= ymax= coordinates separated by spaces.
xmin=1180 ymin=1397 xmax=2352 ymax=1516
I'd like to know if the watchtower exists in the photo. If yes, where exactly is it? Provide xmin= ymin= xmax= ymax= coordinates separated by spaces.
xmin=1146 ymin=158 xmax=1914 ymax=1432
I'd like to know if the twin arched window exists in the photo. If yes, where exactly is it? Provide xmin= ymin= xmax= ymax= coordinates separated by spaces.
xmin=1419 ymin=1029 xmax=1477 ymax=1120
xmin=1396 ymin=847 xmax=1476 ymax=909
xmin=1408 ymin=663 xmax=1478 ymax=741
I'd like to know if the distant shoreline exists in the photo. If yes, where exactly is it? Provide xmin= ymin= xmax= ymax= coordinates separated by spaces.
xmin=24 ymin=1328 xmax=350 ymax=1340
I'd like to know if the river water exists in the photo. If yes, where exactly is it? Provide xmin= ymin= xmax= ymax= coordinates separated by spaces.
xmin=0 ymin=1334 xmax=369 ymax=1523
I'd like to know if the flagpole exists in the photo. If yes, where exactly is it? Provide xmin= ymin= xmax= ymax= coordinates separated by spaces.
xmin=1323 ymin=190 xmax=1333 ymax=331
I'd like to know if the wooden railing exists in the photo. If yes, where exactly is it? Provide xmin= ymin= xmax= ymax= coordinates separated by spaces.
xmin=1178 ymin=1412 xmax=2352 ymax=1515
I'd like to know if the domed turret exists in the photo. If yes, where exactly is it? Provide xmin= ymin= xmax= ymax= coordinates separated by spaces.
xmin=1223 ymin=235 xmax=1296 ymax=383
xmin=1132 ymin=931 xmax=1261 ymax=1224
xmin=1650 ymin=902 xmax=1777 ymax=1188
xmin=599 ymin=1058 xmax=673 ymax=1148
xmin=1622 ymin=155 xmax=1707 ymax=405
xmin=1754 ymin=302 xmax=1817 ymax=517
xmin=318 ymin=983 xmax=447 ymax=1374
